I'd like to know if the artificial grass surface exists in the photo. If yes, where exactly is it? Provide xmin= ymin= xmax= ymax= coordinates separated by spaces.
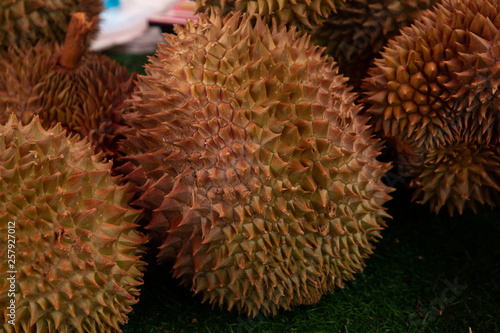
xmin=106 ymin=52 xmax=500 ymax=333
xmin=105 ymin=52 xmax=152 ymax=75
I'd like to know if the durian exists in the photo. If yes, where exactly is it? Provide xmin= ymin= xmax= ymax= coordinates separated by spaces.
xmin=0 ymin=0 xmax=102 ymax=48
xmin=0 ymin=13 xmax=136 ymax=161
xmin=120 ymin=11 xmax=392 ymax=316
xmin=194 ymin=0 xmax=345 ymax=32
xmin=362 ymin=0 xmax=500 ymax=214
xmin=312 ymin=0 xmax=440 ymax=88
xmin=0 ymin=114 xmax=146 ymax=332
xmin=410 ymin=141 xmax=500 ymax=214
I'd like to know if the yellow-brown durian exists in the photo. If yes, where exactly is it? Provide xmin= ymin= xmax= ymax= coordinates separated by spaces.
xmin=410 ymin=141 xmax=500 ymax=214
xmin=120 ymin=11 xmax=392 ymax=316
xmin=0 ymin=114 xmax=146 ymax=333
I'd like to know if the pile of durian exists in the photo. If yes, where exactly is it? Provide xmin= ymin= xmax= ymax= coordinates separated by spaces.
xmin=0 ymin=0 xmax=498 ymax=331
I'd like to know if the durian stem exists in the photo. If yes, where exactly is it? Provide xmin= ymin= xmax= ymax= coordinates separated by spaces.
xmin=58 ymin=12 xmax=97 ymax=69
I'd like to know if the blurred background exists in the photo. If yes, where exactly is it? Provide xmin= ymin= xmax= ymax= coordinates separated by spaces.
xmin=92 ymin=0 xmax=196 ymax=54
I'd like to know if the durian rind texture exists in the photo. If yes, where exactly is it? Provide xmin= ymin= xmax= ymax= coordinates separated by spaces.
xmin=0 ymin=115 xmax=146 ymax=332
xmin=121 ymin=12 xmax=392 ymax=316
xmin=312 ymin=0 xmax=440 ymax=88
xmin=195 ymin=0 xmax=345 ymax=31
xmin=410 ymin=141 xmax=500 ymax=214
xmin=363 ymin=0 xmax=500 ymax=214
xmin=0 ymin=0 xmax=102 ymax=48
xmin=0 ymin=42 xmax=136 ymax=160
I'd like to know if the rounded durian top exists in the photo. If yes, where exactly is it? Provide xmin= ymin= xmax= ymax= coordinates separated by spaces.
xmin=363 ymin=0 xmax=500 ymax=149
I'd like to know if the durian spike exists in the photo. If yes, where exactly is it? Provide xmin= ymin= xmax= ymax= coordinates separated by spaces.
xmin=59 ymin=12 xmax=97 ymax=69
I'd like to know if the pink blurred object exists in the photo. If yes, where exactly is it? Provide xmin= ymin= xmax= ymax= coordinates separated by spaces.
xmin=148 ymin=0 xmax=197 ymax=26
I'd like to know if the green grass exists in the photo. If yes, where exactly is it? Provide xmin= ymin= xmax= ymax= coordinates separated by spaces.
xmin=105 ymin=52 xmax=152 ymax=75
xmin=107 ymin=53 xmax=500 ymax=333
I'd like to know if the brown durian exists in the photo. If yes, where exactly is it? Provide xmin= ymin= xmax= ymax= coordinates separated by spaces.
xmin=0 ymin=13 xmax=136 ymax=161
xmin=0 ymin=114 xmax=146 ymax=333
xmin=194 ymin=0 xmax=346 ymax=32
xmin=312 ymin=0 xmax=440 ymax=88
xmin=362 ymin=0 xmax=500 ymax=214
xmin=0 ymin=0 xmax=102 ymax=48
xmin=410 ymin=141 xmax=500 ymax=214
xmin=120 ymin=11 xmax=392 ymax=316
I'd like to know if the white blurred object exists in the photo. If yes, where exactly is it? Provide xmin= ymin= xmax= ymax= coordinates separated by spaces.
xmin=149 ymin=0 xmax=197 ymax=25
xmin=91 ymin=0 xmax=176 ymax=51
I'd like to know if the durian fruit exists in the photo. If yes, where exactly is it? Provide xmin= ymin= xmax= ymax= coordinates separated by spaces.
xmin=194 ymin=0 xmax=346 ymax=32
xmin=0 ymin=13 xmax=136 ymax=161
xmin=410 ymin=141 xmax=500 ymax=214
xmin=0 ymin=0 xmax=102 ymax=48
xmin=0 ymin=114 xmax=146 ymax=332
xmin=312 ymin=0 xmax=440 ymax=88
xmin=120 ymin=11 xmax=392 ymax=316
xmin=362 ymin=0 xmax=500 ymax=214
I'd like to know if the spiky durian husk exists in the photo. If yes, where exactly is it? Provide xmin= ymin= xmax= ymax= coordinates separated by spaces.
xmin=362 ymin=0 xmax=500 ymax=214
xmin=195 ymin=0 xmax=345 ymax=32
xmin=410 ymin=141 xmax=500 ymax=215
xmin=0 ymin=114 xmax=146 ymax=333
xmin=312 ymin=0 xmax=440 ymax=88
xmin=120 ymin=12 xmax=392 ymax=316
xmin=195 ymin=0 xmax=235 ymax=16
xmin=0 ymin=0 xmax=102 ymax=48
xmin=363 ymin=0 xmax=500 ymax=149
xmin=0 ymin=42 xmax=136 ymax=160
